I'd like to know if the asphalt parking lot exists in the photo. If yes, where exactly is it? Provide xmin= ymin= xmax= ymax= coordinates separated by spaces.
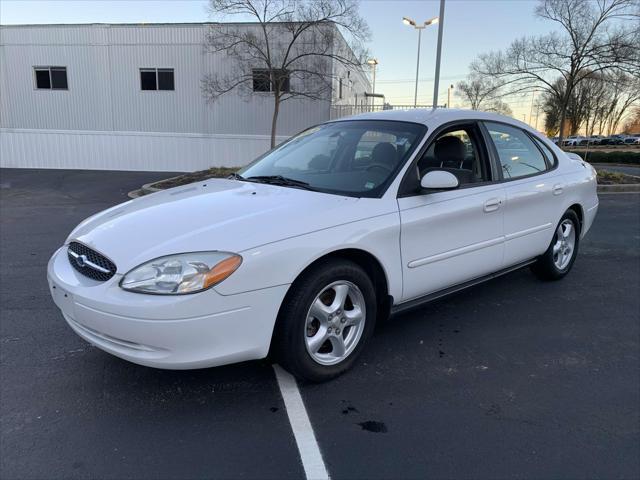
xmin=1 ymin=168 xmax=639 ymax=479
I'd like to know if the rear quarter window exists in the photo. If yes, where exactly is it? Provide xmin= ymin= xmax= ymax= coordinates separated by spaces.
xmin=531 ymin=136 xmax=558 ymax=168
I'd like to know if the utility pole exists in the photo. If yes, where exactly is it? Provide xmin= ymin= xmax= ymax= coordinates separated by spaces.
xmin=432 ymin=0 xmax=446 ymax=109
xmin=414 ymin=28 xmax=422 ymax=107
xmin=447 ymin=84 xmax=454 ymax=108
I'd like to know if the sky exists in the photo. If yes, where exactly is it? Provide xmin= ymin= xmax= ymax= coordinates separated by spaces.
xmin=0 ymin=0 xmax=558 ymax=122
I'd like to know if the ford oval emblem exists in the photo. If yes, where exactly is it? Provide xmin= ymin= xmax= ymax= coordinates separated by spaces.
xmin=75 ymin=254 xmax=87 ymax=268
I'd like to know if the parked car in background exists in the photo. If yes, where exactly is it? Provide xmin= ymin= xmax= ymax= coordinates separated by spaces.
xmin=47 ymin=110 xmax=599 ymax=382
xmin=601 ymin=135 xmax=626 ymax=145
xmin=623 ymin=135 xmax=640 ymax=145
xmin=562 ymin=135 xmax=586 ymax=146
xmin=579 ymin=135 xmax=605 ymax=146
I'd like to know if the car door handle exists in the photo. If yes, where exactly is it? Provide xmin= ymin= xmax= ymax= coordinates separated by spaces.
xmin=483 ymin=198 xmax=501 ymax=213
xmin=553 ymin=184 xmax=564 ymax=196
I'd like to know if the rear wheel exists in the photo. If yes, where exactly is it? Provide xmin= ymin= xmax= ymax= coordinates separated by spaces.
xmin=531 ymin=210 xmax=580 ymax=280
xmin=274 ymin=259 xmax=377 ymax=382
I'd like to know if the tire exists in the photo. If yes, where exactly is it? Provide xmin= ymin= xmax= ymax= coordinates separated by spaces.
xmin=273 ymin=259 xmax=377 ymax=382
xmin=531 ymin=210 xmax=581 ymax=281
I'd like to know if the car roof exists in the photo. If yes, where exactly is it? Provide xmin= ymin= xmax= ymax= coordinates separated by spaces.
xmin=330 ymin=108 xmax=533 ymax=131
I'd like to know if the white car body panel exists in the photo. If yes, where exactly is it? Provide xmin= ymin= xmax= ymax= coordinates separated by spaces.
xmin=48 ymin=109 xmax=599 ymax=370
xmin=68 ymin=180 xmax=381 ymax=275
xmin=397 ymin=183 xmax=505 ymax=300
xmin=502 ymin=173 xmax=560 ymax=265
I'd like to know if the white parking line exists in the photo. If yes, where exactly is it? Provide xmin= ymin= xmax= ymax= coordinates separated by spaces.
xmin=273 ymin=365 xmax=330 ymax=480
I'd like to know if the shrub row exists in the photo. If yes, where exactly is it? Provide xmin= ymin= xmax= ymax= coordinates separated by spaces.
xmin=570 ymin=151 xmax=640 ymax=165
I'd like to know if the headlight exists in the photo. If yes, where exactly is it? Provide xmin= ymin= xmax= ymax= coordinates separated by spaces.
xmin=120 ymin=252 xmax=242 ymax=295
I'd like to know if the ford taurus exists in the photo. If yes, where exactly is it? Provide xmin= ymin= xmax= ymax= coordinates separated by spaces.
xmin=48 ymin=109 xmax=599 ymax=381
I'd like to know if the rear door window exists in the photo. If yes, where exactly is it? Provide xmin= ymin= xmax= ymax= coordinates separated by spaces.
xmin=485 ymin=122 xmax=549 ymax=180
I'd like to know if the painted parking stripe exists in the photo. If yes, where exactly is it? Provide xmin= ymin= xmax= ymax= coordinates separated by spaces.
xmin=273 ymin=365 xmax=330 ymax=480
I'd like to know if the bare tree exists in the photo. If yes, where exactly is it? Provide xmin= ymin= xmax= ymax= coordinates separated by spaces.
xmin=541 ymin=78 xmax=566 ymax=136
xmin=455 ymin=73 xmax=505 ymax=110
xmin=565 ymin=74 xmax=604 ymax=135
xmin=202 ymin=0 xmax=370 ymax=147
xmin=600 ymin=74 xmax=640 ymax=134
xmin=542 ymin=72 xmax=640 ymax=136
xmin=622 ymin=106 xmax=640 ymax=133
xmin=486 ymin=100 xmax=513 ymax=117
xmin=472 ymin=0 xmax=639 ymax=143
xmin=543 ymin=100 xmax=561 ymax=137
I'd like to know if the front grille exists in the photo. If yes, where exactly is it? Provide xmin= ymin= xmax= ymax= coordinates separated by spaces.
xmin=67 ymin=241 xmax=116 ymax=282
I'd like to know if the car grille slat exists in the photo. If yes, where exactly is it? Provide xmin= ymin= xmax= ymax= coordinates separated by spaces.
xmin=67 ymin=242 xmax=116 ymax=282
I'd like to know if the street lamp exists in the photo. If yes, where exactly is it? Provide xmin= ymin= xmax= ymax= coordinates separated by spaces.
xmin=367 ymin=58 xmax=378 ymax=94
xmin=402 ymin=16 xmax=439 ymax=107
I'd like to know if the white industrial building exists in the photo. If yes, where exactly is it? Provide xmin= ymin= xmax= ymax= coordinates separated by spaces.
xmin=0 ymin=23 xmax=371 ymax=172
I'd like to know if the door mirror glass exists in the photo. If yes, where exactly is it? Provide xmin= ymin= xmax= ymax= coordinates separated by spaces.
xmin=420 ymin=170 xmax=459 ymax=190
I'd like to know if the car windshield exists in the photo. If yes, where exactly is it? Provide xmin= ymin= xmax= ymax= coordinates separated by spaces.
xmin=238 ymin=120 xmax=427 ymax=197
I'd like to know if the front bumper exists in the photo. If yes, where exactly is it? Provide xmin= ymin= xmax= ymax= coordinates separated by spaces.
xmin=47 ymin=247 xmax=289 ymax=369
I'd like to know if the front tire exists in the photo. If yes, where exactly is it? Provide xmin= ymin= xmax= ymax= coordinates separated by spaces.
xmin=273 ymin=259 xmax=377 ymax=382
xmin=531 ymin=210 xmax=581 ymax=280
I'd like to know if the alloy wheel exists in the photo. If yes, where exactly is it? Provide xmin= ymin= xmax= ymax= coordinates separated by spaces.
xmin=553 ymin=219 xmax=576 ymax=270
xmin=304 ymin=281 xmax=366 ymax=366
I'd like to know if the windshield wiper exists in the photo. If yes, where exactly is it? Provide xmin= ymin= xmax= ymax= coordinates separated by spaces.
xmin=246 ymin=175 xmax=316 ymax=191
xmin=227 ymin=172 xmax=245 ymax=181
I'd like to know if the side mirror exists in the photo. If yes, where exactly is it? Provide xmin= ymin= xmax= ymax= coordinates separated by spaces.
xmin=420 ymin=170 xmax=459 ymax=190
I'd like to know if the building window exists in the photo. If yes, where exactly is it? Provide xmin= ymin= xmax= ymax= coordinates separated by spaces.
xmin=253 ymin=69 xmax=271 ymax=92
xmin=34 ymin=67 xmax=68 ymax=90
xmin=252 ymin=69 xmax=290 ymax=93
xmin=140 ymin=68 xmax=174 ymax=91
xmin=339 ymin=78 xmax=343 ymax=99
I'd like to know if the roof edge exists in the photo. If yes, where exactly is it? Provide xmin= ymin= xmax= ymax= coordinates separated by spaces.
xmin=0 ymin=21 xmax=323 ymax=28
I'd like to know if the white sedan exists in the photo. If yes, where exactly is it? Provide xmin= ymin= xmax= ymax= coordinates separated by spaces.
xmin=48 ymin=109 xmax=599 ymax=382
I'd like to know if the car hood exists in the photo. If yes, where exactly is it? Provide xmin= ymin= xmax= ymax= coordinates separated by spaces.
xmin=68 ymin=179 xmax=380 ymax=273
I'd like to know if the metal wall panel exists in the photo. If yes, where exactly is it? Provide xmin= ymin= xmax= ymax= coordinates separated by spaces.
xmin=0 ymin=24 xmax=335 ymax=136
xmin=0 ymin=128 xmax=287 ymax=171
xmin=0 ymin=24 xmax=368 ymax=171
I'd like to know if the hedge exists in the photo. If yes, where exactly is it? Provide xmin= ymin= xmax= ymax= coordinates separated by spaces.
xmin=570 ymin=151 xmax=640 ymax=165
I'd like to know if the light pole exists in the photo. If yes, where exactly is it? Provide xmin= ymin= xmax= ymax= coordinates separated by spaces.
xmin=367 ymin=58 xmax=379 ymax=110
xmin=367 ymin=58 xmax=378 ymax=94
xmin=447 ymin=84 xmax=454 ymax=108
xmin=528 ymin=90 xmax=536 ymax=127
xmin=403 ymin=16 xmax=439 ymax=108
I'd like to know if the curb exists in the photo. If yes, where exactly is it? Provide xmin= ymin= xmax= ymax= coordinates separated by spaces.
xmin=141 ymin=180 xmax=163 ymax=194
xmin=127 ymin=189 xmax=145 ymax=199
xmin=127 ymin=175 xmax=185 ymax=199
xmin=127 ymin=184 xmax=160 ymax=199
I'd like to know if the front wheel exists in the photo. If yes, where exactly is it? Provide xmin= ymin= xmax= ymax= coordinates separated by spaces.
xmin=273 ymin=259 xmax=377 ymax=382
xmin=531 ymin=210 xmax=581 ymax=280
